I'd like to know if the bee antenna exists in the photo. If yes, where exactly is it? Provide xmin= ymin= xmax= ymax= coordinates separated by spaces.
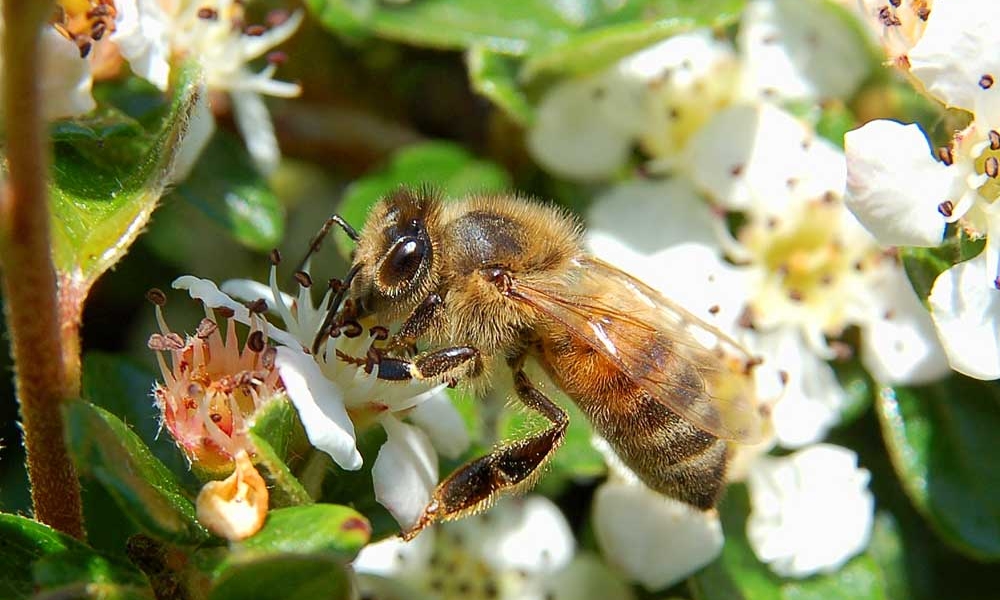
xmin=294 ymin=214 xmax=359 ymax=274
xmin=312 ymin=262 xmax=362 ymax=355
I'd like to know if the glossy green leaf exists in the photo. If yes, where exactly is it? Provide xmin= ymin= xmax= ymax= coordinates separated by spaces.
xmin=0 ymin=513 xmax=147 ymax=599
xmin=333 ymin=141 xmax=511 ymax=259
xmin=901 ymin=242 xmax=960 ymax=303
xmin=208 ymin=554 xmax=351 ymax=600
xmin=249 ymin=434 xmax=313 ymax=508
xmin=832 ymin=357 xmax=875 ymax=425
xmin=246 ymin=397 xmax=313 ymax=507
xmin=468 ymin=46 xmax=534 ymax=125
xmin=319 ymin=427 xmax=398 ymax=541
xmin=689 ymin=486 xmax=888 ymax=600
xmin=519 ymin=0 xmax=745 ymax=79
xmin=238 ymin=505 xmax=370 ymax=561
xmin=50 ymin=107 xmax=144 ymax=143
xmin=49 ymin=64 xmax=204 ymax=294
xmin=171 ymin=131 xmax=284 ymax=251
xmin=64 ymin=401 xmax=210 ymax=545
xmin=877 ymin=377 xmax=1000 ymax=560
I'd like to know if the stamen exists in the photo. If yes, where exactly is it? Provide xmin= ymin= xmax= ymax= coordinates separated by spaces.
xmin=244 ymin=24 xmax=266 ymax=36
xmin=146 ymin=288 xmax=167 ymax=306
xmin=990 ymin=130 xmax=1000 ymax=150
xmin=269 ymin=248 xmax=281 ymax=265
xmin=197 ymin=7 xmax=218 ymax=19
xmin=246 ymin=298 xmax=269 ymax=314
xmin=937 ymin=200 xmax=954 ymax=217
xmin=196 ymin=318 xmax=218 ymax=339
xmin=937 ymin=146 xmax=954 ymax=165
xmin=247 ymin=330 xmax=266 ymax=353
xmin=987 ymin=156 xmax=999 ymax=178
xmin=980 ymin=74 xmax=995 ymax=90
xmin=294 ymin=271 xmax=313 ymax=288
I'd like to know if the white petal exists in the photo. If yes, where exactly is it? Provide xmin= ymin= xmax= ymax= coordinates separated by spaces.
xmin=929 ymin=254 xmax=1000 ymax=380
xmin=231 ymin=90 xmax=280 ymax=174
xmin=353 ymin=528 xmax=434 ymax=578
xmin=586 ymin=178 xmax=718 ymax=254
xmin=737 ymin=0 xmax=869 ymax=102
xmin=685 ymin=104 xmax=812 ymax=211
xmin=112 ymin=0 xmax=171 ymax=91
xmin=844 ymin=120 xmax=949 ymax=246
xmin=527 ymin=74 xmax=639 ymax=181
xmin=373 ymin=415 xmax=438 ymax=530
xmin=274 ymin=346 xmax=362 ymax=470
xmin=406 ymin=392 xmax=469 ymax=460
xmin=539 ymin=553 xmax=636 ymax=600
xmin=39 ymin=28 xmax=95 ymax=120
xmin=908 ymin=0 xmax=1000 ymax=112
xmin=172 ymin=275 xmax=303 ymax=349
xmin=754 ymin=329 xmax=847 ymax=448
xmin=242 ymin=10 xmax=304 ymax=60
xmin=592 ymin=480 xmax=723 ymax=590
xmin=746 ymin=444 xmax=874 ymax=578
xmin=861 ymin=270 xmax=950 ymax=385
xmin=470 ymin=496 xmax=575 ymax=575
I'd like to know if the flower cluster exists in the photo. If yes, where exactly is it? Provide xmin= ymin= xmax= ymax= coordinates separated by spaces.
xmin=25 ymin=0 xmax=301 ymax=174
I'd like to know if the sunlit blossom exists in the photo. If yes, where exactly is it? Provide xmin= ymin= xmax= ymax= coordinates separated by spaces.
xmin=175 ymin=255 xmax=469 ymax=530
xmin=746 ymin=444 xmax=874 ymax=577
xmin=196 ymin=449 xmax=269 ymax=540
xmin=354 ymin=495 xmax=633 ymax=600
xmin=844 ymin=0 xmax=1000 ymax=378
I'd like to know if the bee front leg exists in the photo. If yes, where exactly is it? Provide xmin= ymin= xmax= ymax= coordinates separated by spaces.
xmin=400 ymin=362 xmax=568 ymax=540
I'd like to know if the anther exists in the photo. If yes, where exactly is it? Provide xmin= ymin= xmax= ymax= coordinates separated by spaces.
xmin=994 ymin=276 xmax=1000 ymax=290
xmin=980 ymin=74 xmax=995 ymax=90
xmin=245 ymin=24 xmax=267 ymax=36
xmin=246 ymin=298 xmax=269 ymax=314
xmin=708 ymin=305 xmax=720 ymax=315
xmin=217 ymin=306 xmax=236 ymax=318
xmin=197 ymin=7 xmax=218 ymax=19
xmin=369 ymin=326 xmax=389 ymax=340
xmin=987 ymin=156 xmax=999 ymax=178
xmin=937 ymin=200 xmax=954 ymax=217
xmin=267 ymin=9 xmax=290 ymax=26
xmin=293 ymin=271 xmax=313 ymax=288
xmin=730 ymin=164 xmax=744 ymax=177
xmin=77 ymin=40 xmax=93 ymax=58
xmin=342 ymin=320 xmax=363 ymax=338
xmin=889 ymin=0 xmax=900 ymax=6
xmin=146 ymin=288 xmax=167 ymax=306
xmin=91 ymin=22 xmax=106 ymax=40
xmin=196 ymin=318 xmax=218 ymax=338
xmin=210 ymin=413 xmax=223 ymax=423
xmin=990 ymin=130 xmax=1000 ymax=150
xmin=267 ymin=51 xmax=288 ymax=65
xmin=261 ymin=347 xmax=277 ymax=370
xmin=937 ymin=146 xmax=954 ymax=165
xmin=917 ymin=6 xmax=929 ymax=21
xmin=268 ymin=248 xmax=281 ymax=265
xmin=247 ymin=330 xmax=266 ymax=353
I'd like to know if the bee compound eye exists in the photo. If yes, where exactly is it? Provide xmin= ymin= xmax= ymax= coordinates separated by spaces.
xmin=379 ymin=236 xmax=427 ymax=288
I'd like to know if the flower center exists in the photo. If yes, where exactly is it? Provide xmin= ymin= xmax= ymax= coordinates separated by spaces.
xmin=52 ymin=0 xmax=117 ymax=57
xmin=974 ymin=131 xmax=1000 ymax=203
xmin=420 ymin=530 xmax=503 ymax=600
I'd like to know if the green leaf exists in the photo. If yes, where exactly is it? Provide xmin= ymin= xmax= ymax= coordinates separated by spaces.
xmin=319 ymin=427 xmax=398 ymax=541
xmin=237 ymin=505 xmax=370 ymax=562
xmin=832 ymin=357 xmax=874 ymax=425
xmin=50 ymin=107 xmax=145 ymax=143
xmin=877 ymin=377 xmax=1000 ymax=560
xmin=49 ymin=63 xmax=205 ymax=295
xmin=689 ymin=486 xmax=888 ymax=600
xmin=0 ymin=513 xmax=147 ymax=599
xmin=519 ymin=0 xmax=745 ymax=79
xmin=64 ymin=401 xmax=210 ymax=545
xmin=901 ymin=242 xmax=960 ymax=302
xmin=171 ymin=131 xmax=285 ymax=251
xmin=333 ymin=141 xmax=511 ymax=259
xmin=468 ymin=46 xmax=534 ymax=125
xmin=245 ymin=397 xmax=313 ymax=507
xmin=208 ymin=554 xmax=351 ymax=600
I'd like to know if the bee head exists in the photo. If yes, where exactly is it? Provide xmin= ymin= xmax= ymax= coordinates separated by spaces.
xmin=350 ymin=187 xmax=440 ymax=319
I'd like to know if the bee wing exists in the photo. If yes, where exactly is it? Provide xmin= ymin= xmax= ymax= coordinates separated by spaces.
xmin=514 ymin=256 xmax=765 ymax=443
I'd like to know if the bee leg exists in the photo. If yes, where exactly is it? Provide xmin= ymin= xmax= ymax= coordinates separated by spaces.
xmin=370 ymin=346 xmax=480 ymax=383
xmin=400 ymin=365 xmax=568 ymax=540
xmin=385 ymin=292 xmax=444 ymax=354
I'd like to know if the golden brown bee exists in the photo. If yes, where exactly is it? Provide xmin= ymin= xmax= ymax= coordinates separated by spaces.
xmin=319 ymin=187 xmax=765 ymax=539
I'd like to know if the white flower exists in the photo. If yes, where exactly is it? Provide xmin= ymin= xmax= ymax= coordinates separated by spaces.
xmin=38 ymin=27 xmax=97 ymax=120
xmin=833 ymin=0 xmax=930 ymax=71
xmin=173 ymin=259 xmax=469 ymax=530
xmin=590 ymin=104 xmax=947 ymax=447
xmin=746 ymin=444 xmax=874 ymax=578
xmin=736 ymin=0 xmax=870 ymax=103
xmin=844 ymin=0 xmax=1000 ymax=378
xmin=112 ymin=0 xmax=171 ymax=89
xmin=354 ymin=495 xmax=632 ymax=600
xmin=589 ymin=437 xmax=724 ymax=591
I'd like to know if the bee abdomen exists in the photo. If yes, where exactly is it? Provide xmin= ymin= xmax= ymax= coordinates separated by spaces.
xmin=592 ymin=393 xmax=727 ymax=510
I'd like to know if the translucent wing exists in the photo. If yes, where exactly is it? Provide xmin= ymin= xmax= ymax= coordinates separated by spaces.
xmin=513 ymin=256 xmax=764 ymax=442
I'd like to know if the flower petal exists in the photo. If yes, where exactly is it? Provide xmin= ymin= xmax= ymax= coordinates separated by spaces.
xmin=274 ymin=346 xmax=362 ymax=470
xmin=737 ymin=0 xmax=869 ymax=102
xmin=407 ymin=392 xmax=470 ymax=460
xmin=373 ymin=415 xmax=438 ymax=530
xmin=353 ymin=527 xmax=435 ymax=578
xmin=112 ymin=0 xmax=171 ymax=91
xmin=844 ymin=120 xmax=949 ymax=246
xmin=168 ymin=82 xmax=215 ymax=184
xmin=39 ymin=28 xmax=95 ymax=120
xmin=470 ymin=496 xmax=575 ymax=575
xmin=861 ymin=270 xmax=950 ymax=385
xmin=592 ymin=480 xmax=723 ymax=590
xmin=586 ymin=178 xmax=718 ymax=255
xmin=231 ymin=89 xmax=280 ymax=174
xmin=929 ymin=254 xmax=1000 ymax=380
xmin=527 ymin=74 xmax=639 ymax=181
xmin=908 ymin=0 xmax=1000 ymax=113
xmin=746 ymin=444 xmax=874 ymax=578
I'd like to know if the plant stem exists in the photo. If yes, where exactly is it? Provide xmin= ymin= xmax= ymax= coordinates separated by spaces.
xmin=0 ymin=0 xmax=84 ymax=538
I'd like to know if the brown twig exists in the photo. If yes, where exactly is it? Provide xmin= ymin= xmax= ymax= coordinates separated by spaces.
xmin=0 ymin=0 xmax=84 ymax=538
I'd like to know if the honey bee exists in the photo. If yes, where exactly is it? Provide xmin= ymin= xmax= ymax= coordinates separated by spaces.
xmin=317 ymin=187 xmax=765 ymax=539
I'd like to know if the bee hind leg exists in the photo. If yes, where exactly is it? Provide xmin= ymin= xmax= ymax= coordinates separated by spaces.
xmin=400 ymin=365 xmax=568 ymax=540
